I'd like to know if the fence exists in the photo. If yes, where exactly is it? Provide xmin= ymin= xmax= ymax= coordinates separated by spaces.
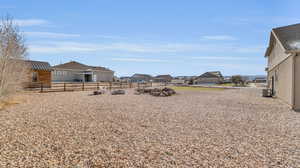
xmin=25 ymin=82 xmax=153 ymax=93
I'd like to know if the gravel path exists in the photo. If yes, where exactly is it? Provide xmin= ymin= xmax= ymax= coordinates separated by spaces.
xmin=0 ymin=88 xmax=299 ymax=167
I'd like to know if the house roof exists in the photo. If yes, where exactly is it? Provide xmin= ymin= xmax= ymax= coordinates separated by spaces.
xmin=131 ymin=74 xmax=153 ymax=78
xmin=25 ymin=60 xmax=52 ymax=71
xmin=52 ymin=61 xmax=113 ymax=72
xmin=154 ymin=75 xmax=173 ymax=79
xmin=265 ymin=23 xmax=300 ymax=56
xmin=198 ymin=71 xmax=223 ymax=79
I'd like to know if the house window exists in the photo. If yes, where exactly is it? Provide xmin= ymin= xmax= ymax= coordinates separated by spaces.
xmin=32 ymin=72 xmax=38 ymax=82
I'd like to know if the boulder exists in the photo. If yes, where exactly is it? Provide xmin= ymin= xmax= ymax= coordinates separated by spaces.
xmin=111 ymin=90 xmax=125 ymax=95
xmin=93 ymin=90 xmax=105 ymax=95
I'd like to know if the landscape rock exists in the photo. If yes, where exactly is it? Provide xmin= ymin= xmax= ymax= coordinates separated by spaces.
xmin=111 ymin=89 xmax=125 ymax=95
xmin=93 ymin=90 xmax=105 ymax=95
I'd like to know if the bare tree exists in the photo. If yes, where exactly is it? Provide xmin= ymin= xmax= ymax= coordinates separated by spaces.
xmin=0 ymin=15 xmax=28 ymax=98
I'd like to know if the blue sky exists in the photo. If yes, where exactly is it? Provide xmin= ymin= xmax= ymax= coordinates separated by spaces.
xmin=1 ymin=0 xmax=299 ymax=76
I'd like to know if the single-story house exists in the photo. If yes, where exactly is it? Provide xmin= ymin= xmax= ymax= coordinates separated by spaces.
xmin=52 ymin=61 xmax=114 ymax=82
xmin=193 ymin=71 xmax=224 ymax=84
xmin=130 ymin=74 xmax=153 ymax=83
xmin=153 ymin=75 xmax=173 ymax=83
xmin=253 ymin=77 xmax=267 ymax=83
xmin=25 ymin=60 xmax=52 ymax=88
xmin=264 ymin=23 xmax=300 ymax=110
xmin=120 ymin=76 xmax=132 ymax=82
xmin=171 ymin=79 xmax=186 ymax=85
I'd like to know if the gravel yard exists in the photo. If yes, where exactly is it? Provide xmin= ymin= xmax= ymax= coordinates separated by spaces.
xmin=0 ymin=88 xmax=299 ymax=167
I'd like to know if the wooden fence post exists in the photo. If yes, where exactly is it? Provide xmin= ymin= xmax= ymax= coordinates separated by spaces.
xmin=97 ymin=82 xmax=99 ymax=90
xmin=109 ymin=82 xmax=112 ymax=90
xmin=82 ymin=82 xmax=85 ymax=91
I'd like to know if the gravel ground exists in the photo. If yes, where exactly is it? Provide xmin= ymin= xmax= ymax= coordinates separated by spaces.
xmin=0 ymin=88 xmax=299 ymax=167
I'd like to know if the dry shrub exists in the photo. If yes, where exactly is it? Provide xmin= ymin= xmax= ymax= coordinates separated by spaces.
xmin=0 ymin=15 xmax=28 ymax=99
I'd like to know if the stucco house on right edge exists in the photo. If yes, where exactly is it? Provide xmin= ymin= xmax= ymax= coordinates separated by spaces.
xmin=265 ymin=23 xmax=300 ymax=110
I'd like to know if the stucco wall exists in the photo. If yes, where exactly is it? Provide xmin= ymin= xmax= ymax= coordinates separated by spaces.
xmin=94 ymin=71 xmax=114 ymax=82
xmin=293 ymin=56 xmax=300 ymax=110
xmin=194 ymin=78 xmax=222 ymax=84
xmin=52 ymin=70 xmax=83 ymax=82
xmin=52 ymin=69 xmax=114 ymax=82
xmin=268 ymin=56 xmax=293 ymax=106
xmin=268 ymin=40 xmax=289 ymax=70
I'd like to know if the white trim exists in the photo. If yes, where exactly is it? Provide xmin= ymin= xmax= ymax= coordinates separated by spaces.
xmin=267 ymin=53 xmax=293 ymax=72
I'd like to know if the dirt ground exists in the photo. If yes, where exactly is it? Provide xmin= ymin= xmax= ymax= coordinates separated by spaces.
xmin=0 ymin=88 xmax=299 ymax=167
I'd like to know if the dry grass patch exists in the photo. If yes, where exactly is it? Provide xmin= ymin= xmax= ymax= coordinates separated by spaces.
xmin=0 ymin=96 xmax=24 ymax=110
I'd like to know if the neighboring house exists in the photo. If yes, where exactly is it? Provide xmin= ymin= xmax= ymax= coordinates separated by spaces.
xmin=120 ymin=76 xmax=131 ymax=82
xmin=264 ymin=23 xmax=300 ymax=110
xmin=194 ymin=71 xmax=224 ymax=84
xmin=52 ymin=61 xmax=114 ymax=82
xmin=171 ymin=79 xmax=186 ymax=85
xmin=223 ymin=76 xmax=232 ymax=83
xmin=153 ymin=75 xmax=173 ymax=83
xmin=253 ymin=77 xmax=267 ymax=83
xmin=174 ymin=76 xmax=196 ymax=83
xmin=25 ymin=60 xmax=52 ymax=88
xmin=131 ymin=74 xmax=153 ymax=83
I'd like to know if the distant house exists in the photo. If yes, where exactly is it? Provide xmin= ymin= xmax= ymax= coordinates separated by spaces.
xmin=194 ymin=71 xmax=224 ymax=84
xmin=264 ymin=23 xmax=300 ymax=110
xmin=253 ymin=77 xmax=267 ymax=83
xmin=131 ymin=74 xmax=153 ymax=83
xmin=223 ymin=76 xmax=232 ymax=83
xmin=52 ymin=61 xmax=114 ymax=82
xmin=120 ymin=76 xmax=131 ymax=82
xmin=174 ymin=76 xmax=197 ymax=83
xmin=171 ymin=79 xmax=186 ymax=85
xmin=25 ymin=60 xmax=52 ymax=88
xmin=153 ymin=75 xmax=173 ymax=83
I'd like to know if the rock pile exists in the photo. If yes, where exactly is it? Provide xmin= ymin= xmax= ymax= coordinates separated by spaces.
xmin=111 ymin=89 xmax=126 ymax=95
xmin=136 ymin=87 xmax=176 ymax=97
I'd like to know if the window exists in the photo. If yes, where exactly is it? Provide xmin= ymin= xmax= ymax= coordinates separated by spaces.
xmin=32 ymin=72 xmax=38 ymax=82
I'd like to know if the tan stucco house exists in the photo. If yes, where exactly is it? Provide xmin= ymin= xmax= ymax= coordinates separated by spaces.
xmin=194 ymin=71 xmax=223 ymax=84
xmin=52 ymin=61 xmax=114 ymax=82
xmin=265 ymin=23 xmax=300 ymax=110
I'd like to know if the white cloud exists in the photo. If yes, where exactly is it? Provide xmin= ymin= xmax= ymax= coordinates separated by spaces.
xmin=111 ymin=58 xmax=168 ymax=63
xmin=202 ymin=35 xmax=237 ymax=41
xmin=14 ymin=19 xmax=49 ymax=27
xmin=24 ymin=32 xmax=80 ymax=38
xmin=191 ymin=56 xmax=251 ymax=60
xmin=28 ymin=41 xmax=264 ymax=54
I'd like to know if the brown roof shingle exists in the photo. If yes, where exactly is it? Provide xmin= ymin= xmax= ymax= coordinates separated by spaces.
xmin=25 ymin=60 xmax=52 ymax=71
xmin=52 ymin=61 xmax=113 ymax=72
xmin=272 ymin=23 xmax=300 ymax=51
